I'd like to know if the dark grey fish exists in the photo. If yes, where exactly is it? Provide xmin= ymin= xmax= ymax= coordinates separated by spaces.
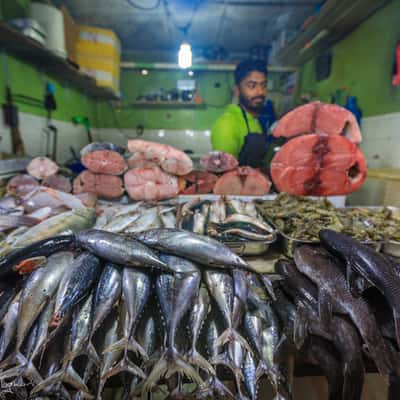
xmin=143 ymin=255 xmax=202 ymax=395
xmin=0 ymin=291 xmax=20 ymax=361
xmin=320 ymin=229 xmax=400 ymax=349
xmin=300 ymin=336 xmax=344 ymax=400
xmin=134 ymin=228 xmax=254 ymax=272
xmin=91 ymin=262 xmax=122 ymax=338
xmin=76 ymin=229 xmax=170 ymax=272
xmin=50 ymin=252 xmax=102 ymax=326
xmin=80 ymin=141 xmax=125 ymax=156
xmin=294 ymin=245 xmax=392 ymax=374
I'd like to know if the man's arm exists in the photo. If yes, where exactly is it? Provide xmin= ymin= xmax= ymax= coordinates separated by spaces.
xmin=211 ymin=114 xmax=240 ymax=158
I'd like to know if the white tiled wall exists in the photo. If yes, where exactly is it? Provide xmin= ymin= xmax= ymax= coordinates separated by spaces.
xmin=0 ymin=112 xmax=89 ymax=164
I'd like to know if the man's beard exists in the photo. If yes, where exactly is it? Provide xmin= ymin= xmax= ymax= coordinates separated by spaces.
xmin=239 ymin=94 xmax=265 ymax=115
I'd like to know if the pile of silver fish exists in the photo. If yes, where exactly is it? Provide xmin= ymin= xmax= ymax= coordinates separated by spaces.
xmin=275 ymin=229 xmax=400 ymax=400
xmin=0 ymin=228 xmax=291 ymax=400
xmin=177 ymin=197 xmax=275 ymax=242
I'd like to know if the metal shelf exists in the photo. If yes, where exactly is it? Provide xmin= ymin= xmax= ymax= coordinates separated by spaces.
xmin=275 ymin=0 xmax=390 ymax=66
xmin=0 ymin=22 xmax=119 ymax=100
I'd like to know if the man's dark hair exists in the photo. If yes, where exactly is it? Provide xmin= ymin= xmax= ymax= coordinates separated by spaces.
xmin=234 ymin=59 xmax=268 ymax=85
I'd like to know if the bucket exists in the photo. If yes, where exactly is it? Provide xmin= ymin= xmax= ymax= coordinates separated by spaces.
xmin=29 ymin=2 xmax=66 ymax=58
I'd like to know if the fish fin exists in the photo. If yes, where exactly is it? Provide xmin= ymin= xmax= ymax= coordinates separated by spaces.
xmin=318 ymin=287 xmax=332 ymax=329
xmin=128 ymin=337 xmax=149 ymax=360
xmin=260 ymin=274 xmax=276 ymax=301
xmin=0 ymin=351 xmax=18 ymax=370
xmin=210 ymin=353 xmax=244 ymax=381
xmin=293 ymin=308 xmax=308 ymax=350
xmin=212 ymin=377 xmax=235 ymax=399
xmin=216 ymin=328 xmax=253 ymax=356
xmin=13 ymin=256 xmax=47 ymax=274
xmin=142 ymin=348 xmax=203 ymax=397
xmin=393 ymin=309 xmax=400 ymax=350
xmin=187 ymin=349 xmax=216 ymax=375
xmin=274 ymin=334 xmax=288 ymax=364
xmin=31 ymin=370 xmax=65 ymax=396
xmin=85 ymin=341 xmax=101 ymax=367
xmin=101 ymin=355 xmax=146 ymax=381
xmin=102 ymin=338 xmax=125 ymax=354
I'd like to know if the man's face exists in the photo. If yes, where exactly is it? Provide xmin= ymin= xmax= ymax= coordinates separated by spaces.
xmin=236 ymin=71 xmax=267 ymax=115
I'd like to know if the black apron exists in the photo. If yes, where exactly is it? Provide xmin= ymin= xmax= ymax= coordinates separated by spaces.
xmin=238 ymin=105 xmax=274 ymax=168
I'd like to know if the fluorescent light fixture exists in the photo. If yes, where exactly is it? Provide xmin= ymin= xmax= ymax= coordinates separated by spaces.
xmin=178 ymin=42 xmax=192 ymax=69
xmin=188 ymin=70 xmax=194 ymax=77
xmin=141 ymin=69 xmax=149 ymax=76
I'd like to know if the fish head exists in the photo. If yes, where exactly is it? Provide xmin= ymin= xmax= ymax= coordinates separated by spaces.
xmin=319 ymin=229 xmax=354 ymax=259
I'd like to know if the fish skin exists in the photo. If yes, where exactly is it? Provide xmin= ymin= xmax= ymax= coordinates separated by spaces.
xmin=0 ymin=208 xmax=95 ymax=256
xmin=51 ymin=252 xmax=102 ymax=326
xmin=294 ymin=245 xmax=393 ymax=375
xmin=0 ymin=235 xmax=75 ymax=278
xmin=134 ymin=228 xmax=254 ymax=272
xmin=143 ymin=255 xmax=202 ymax=395
xmin=187 ymin=285 xmax=214 ymax=375
xmin=75 ymin=229 xmax=170 ymax=272
xmin=320 ymin=228 xmax=400 ymax=349
xmin=0 ymin=283 xmax=20 ymax=322
xmin=300 ymin=336 xmax=344 ymax=400
xmin=16 ymin=251 xmax=74 ymax=351
xmin=91 ymin=263 xmax=122 ymax=337
xmin=0 ymin=291 xmax=20 ymax=361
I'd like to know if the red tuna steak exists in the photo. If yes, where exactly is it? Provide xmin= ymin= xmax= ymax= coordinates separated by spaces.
xmin=124 ymin=166 xmax=181 ymax=201
xmin=181 ymin=171 xmax=218 ymax=195
xmin=73 ymin=170 xmax=124 ymax=199
xmin=213 ymin=167 xmax=271 ymax=196
xmin=81 ymin=150 xmax=127 ymax=175
xmin=271 ymin=134 xmax=367 ymax=196
xmin=127 ymin=140 xmax=193 ymax=176
xmin=200 ymin=151 xmax=238 ymax=173
xmin=272 ymin=102 xmax=362 ymax=144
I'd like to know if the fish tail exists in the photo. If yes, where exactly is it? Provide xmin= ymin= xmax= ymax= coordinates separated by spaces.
xmin=101 ymin=355 xmax=146 ymax=381
xmin=86 ymin=340 xmax=101 ymax=367
xmin=393 ymin=309 xmax=400 ymax=350
xmin=216 ymin=328 xmax=253 ymax=356
xmin=365 ymin=342 xmax=392 ymax=375
xmin=255 ymin=360 xmax=275 ymax=384
xmin=342 ymin=362 xmax=364 ymax=400
xmin=260 ymin=274 xmax=276 ymax=300
xmin=102 ymin=338 xmax=125 ymax=354
xmin=128 ymin=337 xmax=149 ymax=360
xmin=211 ymin=377 xmax=235 ymax=399
xmin=142 ymin=348 xmax=203 ymax=397
xmin=210 ymin=352 xmax=244 ymax=382
xmin=31 ymin=370 xmax=65 ymax=396
xmin=187 ymin=349 xmax=216 ymax=375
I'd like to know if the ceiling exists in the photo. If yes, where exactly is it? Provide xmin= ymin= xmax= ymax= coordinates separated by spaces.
xmin=54 ymin=0 xmax=322 ymax=62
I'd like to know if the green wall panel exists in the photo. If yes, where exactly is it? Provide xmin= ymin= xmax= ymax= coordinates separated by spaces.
xmin=296 ymin=0 xmax=400 ymax=117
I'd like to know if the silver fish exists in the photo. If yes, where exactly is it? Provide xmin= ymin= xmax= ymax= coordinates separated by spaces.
xmin=76 ymin=229 xmax=170 ymax=272
xmin=0 ymin=291 xmax=20 ymax=361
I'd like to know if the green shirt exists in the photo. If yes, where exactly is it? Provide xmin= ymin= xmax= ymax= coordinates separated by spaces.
xmin=211 ymin=104 xmax=263 ymax=159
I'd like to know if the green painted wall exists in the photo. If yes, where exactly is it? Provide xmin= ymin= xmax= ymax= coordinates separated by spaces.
xmin=97 ymin=69 xmax=282 ymax=130
xmin=296 ymin=0 xmax=400 ymax=117
xmin=0 ymin=52 xmax=97 ymax=123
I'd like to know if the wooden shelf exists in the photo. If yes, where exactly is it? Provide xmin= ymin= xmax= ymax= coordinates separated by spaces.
xmin=0 ymin=22 xmax=119 ymax=100
xmin=131 ymin=101 xmax=206 ymax=108
xmin=275 ymin=0 xmax=390 ymax=66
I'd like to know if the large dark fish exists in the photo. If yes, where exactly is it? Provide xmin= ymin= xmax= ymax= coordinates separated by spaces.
xmin=50 ymin=252 xmax=102 ymax=326
xmin=134 ymin=228 xmax=254 ymax=272
xmin=300 ymin=335 xmax=344 ymax=400
xmin=294 ymin=245 xmax=392 ymax=374
xmin=0 ymin=235 xmax=75 ymax=277
xmin=320 ymin=228 xmax=400 ymax=349
xmin=143 ymin=255 xmax=202 ymax=395
xmin=102 ymin=268 xmax=150 ymax=381
xmin=187 ymin=284 xmax=215 ymax=375
xmin=75 ymin=229 xmax=170 ymax=272
xmin=90 ymin=262 xmax=122 ymax=338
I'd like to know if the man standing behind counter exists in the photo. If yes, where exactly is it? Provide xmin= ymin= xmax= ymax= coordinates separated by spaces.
xmin=211 ymin=59 xmax=278 ymax=169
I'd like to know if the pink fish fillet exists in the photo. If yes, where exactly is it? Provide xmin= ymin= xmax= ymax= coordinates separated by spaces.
xmin=27 ymin=157 xmax=59 ymax=179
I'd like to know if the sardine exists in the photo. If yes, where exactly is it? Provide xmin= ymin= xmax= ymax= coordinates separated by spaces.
xmin=134 ymin=228 xmax=254 ymax=272
xmin=243 ymin=350 xmax=257 ymax=400
xmin=320 ymin=228 xmax=400 ymax=349
xmin=91 ymin=263 xmax=122 ymax=338
xmin=294 ymin=245 xmax=393 ymax=374
xmin=143 ymin=255 xmax=202 ymax=395
xmin=75 ymin=229 xmax=170 ymax=272
xmin=50 ymin=252 xmax=102 ymax=326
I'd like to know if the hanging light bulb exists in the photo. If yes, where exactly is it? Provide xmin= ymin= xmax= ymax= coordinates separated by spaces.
xmin=178 ymin=42 xmax=192 ymax=69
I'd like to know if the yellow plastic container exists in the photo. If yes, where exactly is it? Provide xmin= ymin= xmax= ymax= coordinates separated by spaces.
xmin=77 ymin=25 xmax=121 ymax=59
